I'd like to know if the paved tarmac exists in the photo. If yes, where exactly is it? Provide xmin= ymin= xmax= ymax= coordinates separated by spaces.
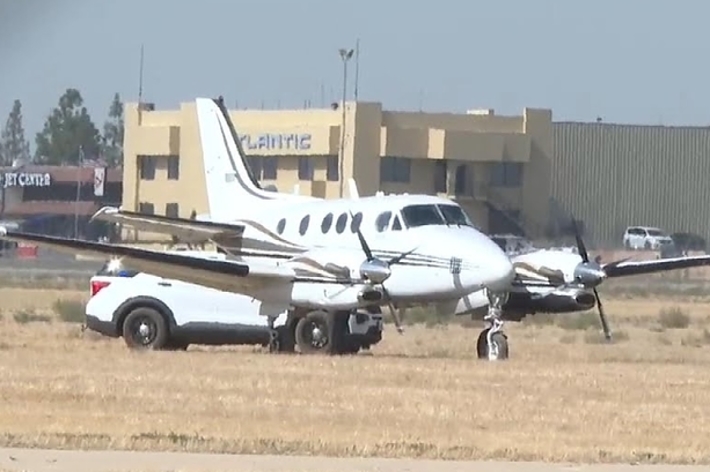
xmin=0 ymin=448 xmax=707 ymax=472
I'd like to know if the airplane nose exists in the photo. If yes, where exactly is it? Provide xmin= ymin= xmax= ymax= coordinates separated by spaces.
xmin=484 ymin=242 xmax=515 ymax=292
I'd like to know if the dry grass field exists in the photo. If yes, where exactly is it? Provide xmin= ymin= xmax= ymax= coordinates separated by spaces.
xmin=2 ymin=285 xmax=710 ymax=465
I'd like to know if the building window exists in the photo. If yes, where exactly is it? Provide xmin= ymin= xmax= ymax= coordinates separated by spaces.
xmin=139 ymin=155 xmax=156 ymax=180
xmin=138 ymin=202 xmax=154 ymax=215
xmin=434 ymin=160 xmax=447 ymax=193
xmin=167 ymin=155 xmax=180 ymax=180
xmin=262 ymin=157 xmax=278 ymax=180
xmin=247 ymin=156 xmax=262 ymax=179
xmin=454 ymin=164 xmax=467 ymax=194
xmin=165 ymin=202 xmax=179 ymax=218
xmin=490 ymin=162 xmax=523 ymax=187
xmin=298 ymin=157 xmax=313 ymax=181
xmin=380 ymin=157 xmax=411 ymax=183
xmin=326 ymin=155 xmax=339 ymax=182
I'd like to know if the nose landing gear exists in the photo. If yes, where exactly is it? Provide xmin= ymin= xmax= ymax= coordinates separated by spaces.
xmin=476 ymin=290 xmax=509 ymax=361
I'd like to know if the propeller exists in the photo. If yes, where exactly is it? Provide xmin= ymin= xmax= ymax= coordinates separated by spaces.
xmin=570 ymin=217 xmax=612 ymax=342
xmin=350 ymin=212 xmax=416 ymax=334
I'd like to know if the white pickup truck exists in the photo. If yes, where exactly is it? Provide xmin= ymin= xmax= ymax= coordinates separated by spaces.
xmin=85 ymin=252 xmax=384 ymax=355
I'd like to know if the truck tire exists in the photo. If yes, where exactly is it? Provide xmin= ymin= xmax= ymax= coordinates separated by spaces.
xmin=122 ymin=307 xmax=169 ymax=350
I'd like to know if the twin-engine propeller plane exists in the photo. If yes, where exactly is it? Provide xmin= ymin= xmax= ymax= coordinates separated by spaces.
xmin=460 ymin=224 xmax=710 ymax=341
xmin=0 ymin=96 xmax=520 ymax=360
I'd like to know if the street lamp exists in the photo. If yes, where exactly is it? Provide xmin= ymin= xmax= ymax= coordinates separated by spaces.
xmin=338 ymin=47 xmax=354 ymax=198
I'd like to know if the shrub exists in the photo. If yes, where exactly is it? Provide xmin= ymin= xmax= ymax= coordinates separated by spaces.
xmin=52 ymin=299 xmax=85 ymax=323
xmin=658 ymin=307 xmax=690 ymax=329
xmin=13 ymin=310 xmax=51 ymax=324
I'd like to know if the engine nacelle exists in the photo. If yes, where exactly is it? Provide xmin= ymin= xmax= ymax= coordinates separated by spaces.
xmin=506 ymin=286 xmax=596 ymax=314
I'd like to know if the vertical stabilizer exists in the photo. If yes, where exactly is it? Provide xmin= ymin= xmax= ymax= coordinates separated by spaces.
xmin=195 ymin=97 xmax=314 ymax=221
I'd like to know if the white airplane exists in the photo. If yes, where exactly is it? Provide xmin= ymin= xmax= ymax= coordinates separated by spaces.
xmin=0 ymin=96 xmax=519 ymax=361
xmin=475 ymin=226 xmax=710 ymax=341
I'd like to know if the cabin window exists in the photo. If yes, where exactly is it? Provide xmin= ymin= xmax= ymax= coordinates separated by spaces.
xmin=299 ymin=215 xmax=310 ymax=235
xmin=335 ymin=213 xmax=348 ymax=234
xmin=375 ymin=211 xmax=392 ymax=232
xmin=392 ymin=216 xmax=402 ymax=231
xmin=350 ymin=212 xmax=363 ymax=233
xmin=277 ymin=218 xmax=286 ymax=235
xmin=321 ymin=213 xmax=333 ymax=233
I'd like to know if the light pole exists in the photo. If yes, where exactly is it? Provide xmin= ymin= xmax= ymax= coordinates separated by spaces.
xmin=73 ymin=145 xmax=83 ymax=239
xmin=338 ymin=47 xmax=354 ymax=198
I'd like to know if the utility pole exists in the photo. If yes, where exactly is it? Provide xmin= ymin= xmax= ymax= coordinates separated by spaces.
xmin=73 ymin=146 xmax=83 ymax=239
xmin=338 ymin=47 xmax=354 ymax=198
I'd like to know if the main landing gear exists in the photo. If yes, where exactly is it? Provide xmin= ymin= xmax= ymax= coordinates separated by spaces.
xmin=476 ymin=290 xmax=509 ymax=361
xmin=266 ymin=315 xmax=280 ymax=353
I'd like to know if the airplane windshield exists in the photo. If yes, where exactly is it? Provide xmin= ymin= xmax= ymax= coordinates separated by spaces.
xmin=438 ymin=204 xmax=473 ymax=227
xmin=400 ymin=204 xmax=474 ymax=228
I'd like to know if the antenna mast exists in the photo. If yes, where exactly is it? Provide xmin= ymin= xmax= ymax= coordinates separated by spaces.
xmin=137 ymin=44 xmax=145 ymax=125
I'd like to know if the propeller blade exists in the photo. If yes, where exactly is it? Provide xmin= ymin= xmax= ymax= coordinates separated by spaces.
xmin=593 ymin=287 xmax=612 ymax=341
xmin=349 ymin=211 xmax=374 ymax=261
xmin=382 ymin=287 xmax=404 ymax=334
xmin=387 ymin=247 xmax=418 ymax=265
xmin=571 ymin=217 xmax=589 ymax=263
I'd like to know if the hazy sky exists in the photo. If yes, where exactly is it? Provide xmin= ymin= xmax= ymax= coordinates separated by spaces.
xmin=1 ymin=0 xmax=709 ymax=143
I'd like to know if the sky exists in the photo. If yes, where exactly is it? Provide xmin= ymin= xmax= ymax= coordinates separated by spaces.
xmin=1 ymin=0 xmax=709 ymax=145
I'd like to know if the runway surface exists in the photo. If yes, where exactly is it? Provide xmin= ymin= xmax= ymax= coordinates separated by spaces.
xmin=0 ymin=448 xmax=707 ymax=472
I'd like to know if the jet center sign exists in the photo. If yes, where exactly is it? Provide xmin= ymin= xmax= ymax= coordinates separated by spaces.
xmin=2 ymin=172 xmax=52 ymax=188
xmin=239 ymin=133 xmax=312 ymax=151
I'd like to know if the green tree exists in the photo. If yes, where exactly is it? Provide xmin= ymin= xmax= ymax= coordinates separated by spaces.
xmin=34 ymin=88 xmax=101 ymax=165
xmin=0 ymin=99 xmax=31 ymax=166
xmin=102 ymin=92 xmax=124 ymax=167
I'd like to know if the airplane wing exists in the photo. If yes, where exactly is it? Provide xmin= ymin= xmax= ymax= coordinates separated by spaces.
xmin=602 ymin=254 xmax=710 ymax=278
xmin=92 ymin=206 xmax=244 ymax=244
xmin=0 ymin=229 xmax=342 ymax=296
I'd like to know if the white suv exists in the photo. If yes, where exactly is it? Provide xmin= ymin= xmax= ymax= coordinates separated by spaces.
xmin=622 ymin=226 xmax=673 ymax=250
xmin=84 ymin=254 xmax=384 ymax=355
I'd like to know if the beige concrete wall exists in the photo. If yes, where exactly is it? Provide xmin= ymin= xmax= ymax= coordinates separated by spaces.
xmin=122 ymin=100 xmax=553 ymax=238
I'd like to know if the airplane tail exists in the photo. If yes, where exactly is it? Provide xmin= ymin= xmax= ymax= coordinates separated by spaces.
xmin=194 ymin=97 xmax=310 ymax=222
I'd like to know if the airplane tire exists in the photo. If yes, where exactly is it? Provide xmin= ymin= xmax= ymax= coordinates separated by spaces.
xmin=476 ymin=328 xmax=509 ymax=361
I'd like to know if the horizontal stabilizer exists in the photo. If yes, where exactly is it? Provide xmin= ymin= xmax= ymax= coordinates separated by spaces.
xmin=92 ymin=206 xmax=245 ymax=243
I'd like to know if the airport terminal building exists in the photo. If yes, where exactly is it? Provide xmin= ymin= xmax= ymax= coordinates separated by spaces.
xmin=122 ymin=100 xmax=554 ymax=242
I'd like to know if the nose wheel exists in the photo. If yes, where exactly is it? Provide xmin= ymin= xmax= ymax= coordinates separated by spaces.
xmin=477 ymin=290 xmax=509 ymax=361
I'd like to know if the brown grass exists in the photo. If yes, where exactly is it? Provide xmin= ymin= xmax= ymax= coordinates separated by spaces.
xmin=2 ymin=288 xmax=710 ymax=464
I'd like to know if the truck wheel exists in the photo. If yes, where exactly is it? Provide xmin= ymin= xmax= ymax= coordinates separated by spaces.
xmin=295 ymin=311 xmax=331 ymax=354
xmin=122 ymin=307 xmax=169 ymax=350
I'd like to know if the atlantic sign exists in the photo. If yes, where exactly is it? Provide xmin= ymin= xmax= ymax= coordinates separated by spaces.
xmin=239 ymin=133 xmax=312 ymax=151
xmin=2 ymin=172 xmax=51 ymax=188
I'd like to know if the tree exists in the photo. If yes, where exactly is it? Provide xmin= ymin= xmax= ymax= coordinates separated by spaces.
xmin=34 ymin=88 xmax=101 ymax=165
xmin=0 ymin=99 xmax=31 ymax=166
xmin=102 ymin=93 xmax=124 ymax=167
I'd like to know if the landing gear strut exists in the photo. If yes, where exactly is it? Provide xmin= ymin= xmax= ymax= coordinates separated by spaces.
xmin=476 ymin=290 xmax=509 ymax=361
xmin=267 ymin=315 xmax=280 ymax=353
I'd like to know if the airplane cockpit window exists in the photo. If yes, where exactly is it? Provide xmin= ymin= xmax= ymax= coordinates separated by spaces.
xmin=350 ymin=212 xmax=363 ymax=233
xmin=321 ymin=213 xmax=333 ymax=233
xmin=392 ymin=216 xmax=402 ymax=231
xmin=400 ymin=204 xmax=445 ymax=228
xmin=299 ymin=215 xmax=310 ymax=235
xmin=335 ymin=213 xmax=348 ymax=234
xmin=375 ymin=211 xmax=392 ymax=232
xmin=277 ymin=218 xmax=286 ymax=235
xmin=438 ymin=204 xmax=474 ymax=227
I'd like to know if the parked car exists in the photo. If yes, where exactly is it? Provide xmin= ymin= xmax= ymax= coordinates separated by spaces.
xmin=85 ymin=254 xmax=384 ymax=355
xmin=622 ymin=226 xmax=673 ymax=250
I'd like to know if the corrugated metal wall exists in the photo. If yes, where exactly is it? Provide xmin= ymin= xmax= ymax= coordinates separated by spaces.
xmin=552 ymin=122 xmax=710 ymax=247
